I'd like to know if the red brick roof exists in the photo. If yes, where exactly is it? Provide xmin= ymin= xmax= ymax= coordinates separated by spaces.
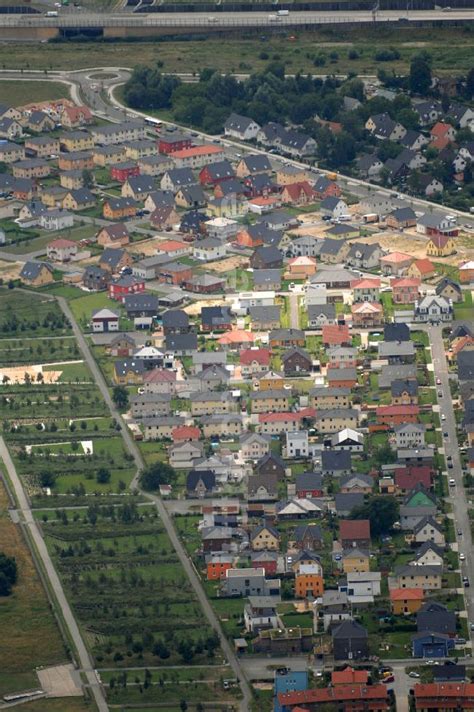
xmin=414 ymin=682 xmax=474 ymax=700
xmin=339 ymin=519 xmax=370 ymax=540
xmin=390 ymin=588 xmax=424 ymax=601
xmin=278 ymin=683 xmax=388 ymax=706
xmin=331 ymin=667 xmax=369 ymax=685
xmin=62 ymin=104 xmax=93 ymax=122
xmin=143 ymin=368 xmax=176 ymax=383
xmin=282 ymin=181 xmax=316 ymax=200
xmin=172 ymin=145 xmax=223 ymax=159
xmin=322 ymin=323 xmax=350 ymax=345
xmin=48 ymin=238 xmax=76 ymax=248
xmin=412 ymin=258 xmax=435 ymax=274
xmin=172 ymin=425 xmax=200 ymax=441
xmin=376 ymin=405 xmax=420 ymax=417
xmin=239 ymin=348 xmax=271 ymax=366
xmin=394 ymin=466 xmax=432 ymax=491
xmin=258 ymin=412 xmax=302 ymax=423
xmin=391 ymin=277 xmax=421 ymax=288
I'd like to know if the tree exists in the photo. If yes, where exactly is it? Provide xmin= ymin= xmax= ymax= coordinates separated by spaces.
xmin=39 ymin=470 xmax=56 ymax=488
xmin=140 ymin=462 xmax=176 ymax=491
xmin=179 ymin=701 xmax=188 ymax=712
xmin=351 ymin=496 xmax=399 ymax=537
xmin=0 ymin=552 xmax=17 ymax=596
xmin=82 ymin=169 xmax=94 ymax=188
xmin=96 ymin=467 xmax=111 ymax=484
xmin=112 ymin=386 xmax=129 ymax=410
xmin=409 ymin=53 xmax=432 ymax=96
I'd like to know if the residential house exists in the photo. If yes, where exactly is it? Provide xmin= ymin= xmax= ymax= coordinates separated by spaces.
xmin=224 ymin=113 xmax=261 ymax=140
xmin=239 ymin=432 xmax=270 ymax=462
xmin=60 ymin=130 xmax=94 ymax=152
xmin=295 ymin=565 xmax=324 ymax=598
xmin=319 ymin=238 xmax=350 ymax=265
xmin=331 ymin=429 xmax=364 ymax=453
xmin=315 ymin=409 xmax=358 ymax=434
xmin=351 ymin=302 xmax=383 ymax=327
xmin=436 ymin=277 xmax=463 ymax=303
xmin=249 ymin=305 xmax=281 ymax=331
xmin=158 ymin=131 xmax=193 ymax=155
xmin=391 ymin=379 xmax=419 ymax=405
xmin=414 ymin=295 xmax=453 ymax=323
xmin=392 ymin=277 xmax=420 ymax=304
xmin=46 ymin=238 xmax=77 ymax=263
xmin=269 ymin=328 xmax=305 ymax=349
xmin=346 ymin=242 xmax=382 ymax=271
xmin=295 ymin=473 xmax=323 ymax=499
xmin=390 ymin=588 xmax=425 ymax=615
xmin=321 ymin=450 xmax=352 ymax=478
xmin=103 ymin=197 xmax=137 ymax=221
xmin=281 ymin=347 xmax=312 ymax=376
xmin=193 ymin=237 xmax=227 ymax=262
xmin=250 ymin=524 xmax=280 ymax=552
xmin=307 ymin=304 xmax=337 ymax=328
xmin=113 ymin=359 xmax=146 ymax=385
xmin=321 ymin=324 xmax=351 ymax=348
xmin=19 ymin=261 xmax=53 ymax=287
xmin=413 ymin=517 xmax=445 ymax=546
xmin=239 ymin=348 xmax=271 ymax=377
xmin=327 ymin=367 xmax=358 ymax=389
xmin=97 ymin=223 xmax=130 ymax=248
xmin=83 ymin=265 xmax=110 ymax=291
xmin=417 ymin=601 xmax=456 ymax=637
xmin=386 ymin=206 xmax=417 ymax=230
xmin=332 ymin=620 xmax=369 ymax=661
xmin=250 ymin=245 xmax=283 ymax=271
xmin=412 ymin=632 xmax=455 ymax=659
xmin=341 ymin=548 xmax=370 ymax=574
xmin=393 ymin=565 xmax=442 ymax=590
xmin=122 ymin=175 xmax=156 ymax=201
xmin=206 ymin=554 xmax=233 ymax=581
xmin=253 ymin=269 xmax=282 ymax=292
xmin=340 ymin=473 xmax=373 ymax=495
xmin=221 ymin=567 xmax=280 ymax=597
xmin=426 ymin=234 xmax=456 ymax=257
xmin=99 ymin=248 xmax=132 ymax=274
xmin=186 ymin=470 xmax=216 ymax=498
xmin=380 ymin=251 xmax=413 ymax=276
xmin=394 ymin=423 xmax=426 ymax=449
xmin=339 ymin=519 xmax=371 ymax=549
xmin=247 ymin=473 xmax=278 ymax=502
xmin=109 ymin=275 xmax=145 ymax=302
xmin=255 ymin=452 xmax=286 ymax=480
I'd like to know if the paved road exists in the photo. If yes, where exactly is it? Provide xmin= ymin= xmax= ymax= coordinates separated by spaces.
xmin=0 ymin=436 xmax=109 ymax=712
xmin=288 ymin=293 xmax=300 ymax=330
xmin=55 ymin=296 xmax=253 ymax=712
xmin=429 ymin=325 xmax=474 ymax=629
xmin=4 ymin=9 xmax=474 ymax=28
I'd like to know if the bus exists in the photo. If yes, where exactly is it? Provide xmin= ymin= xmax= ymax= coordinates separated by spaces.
xmin=145 ymin=117 xmax=163 ymax=133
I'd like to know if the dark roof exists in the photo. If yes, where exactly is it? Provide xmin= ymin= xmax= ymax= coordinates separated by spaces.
xmin=307 ymin=303 xmax=336 ymax=320
xmin=100 ymin=223 xmax=129 ymax=240
xmin=433 ymin=665 xmax=466 ymax=682
xmin=294 ymin=523 xmax=322 ymax=542
xmin=436 ymin=277 xmax=462 ymax=296
xmin=165 ymin=167 xmax=195 ymax=186
xmin=384 ymin=323 xmax=410 ymax=343
xmin=224 ymin=112 xmax=258 ymax=132
xmin=256 ymin=452 xmax=286 ymax=472
xmin=186 ymin=469 xmax=216 ymax=491
xmin=240 ymin=154 xmax=272 ymax=174
xmin=417 ymin=602 xmax=456 ymax=636
xmin=253 ymin=269 xmax=282 ymax=286
xmin=203 ymin=160 xmax=235 ymax=181
xmin=332 ymin=620 xmax=368 ymax=640
xmin=334 ymin=492 xmax=365 ymax=514
xmin=249 ymin=305 xmax=281 ymax=322
xmin=123 ymin=293 xmax=159 ymax=313
xmin=457 ymin=350 xmax=474 ymax=382
xmin=165 ymin=333 xmax=198 ymax=352
xmin=321 ymin=450 xmax=352 ymax=471
xmin=146 ymin=190 xmax=175 ymax=208
xmin=390 ymin=206 xmax=417 ymax=222
xmin=20 ymin=261 xmax=52 ymax=280
xmin=281 ymin=346 xmax=312 ymax=364
xmin=391 ymin=379 xmax=419 ymax=397
xmin=201 ymin=305 xmax=232 ymax=327
xmin=114 ymin=359 xmax=146 ymax=377
xmin=126 ymin=175 xmax=156 ymax=194
xmin=162 ymin=309 xmax=189 ymax=329
xmin=252 ymin=245 xmax=282 ymax=267
xmin=295 ymin=472 xmax=323 ymax=492
xmin=100 ymin=248 xmax=126 ymax=270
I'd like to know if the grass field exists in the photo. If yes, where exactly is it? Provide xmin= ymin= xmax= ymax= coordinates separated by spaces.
xmin=0 ymin=481 xmax=67 ymax=697
xmin=5 ymin=700 xmax=93 ymax=712
xmin=0 ymin=80 xmax=70 ymax=107
xmin=0 ymin=289 xmax=71 ymax=338
xmin=0 ymin=26 xmax=474 ymax=75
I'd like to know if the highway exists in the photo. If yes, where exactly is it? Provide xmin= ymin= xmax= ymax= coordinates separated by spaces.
xmin=2 ymin=9 xmax=474 ymax=28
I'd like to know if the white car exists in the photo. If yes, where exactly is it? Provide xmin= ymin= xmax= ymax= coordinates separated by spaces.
xmin=460 ymin=553 xmax=466 ymax=561
xmin=408 ymin=671 xmax=420 ymax=678
xmin=449 ymin=478 xmax=455 ymax=486
xmin=441 ymin=414 xmax=446 ymax=421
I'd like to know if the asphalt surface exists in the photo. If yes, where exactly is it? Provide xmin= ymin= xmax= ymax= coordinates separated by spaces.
xmin=429 ymin=325 xmax=474 ymax=627
xmin=0 ymin=436 xmax=109 ymax=712
xmin=55 ymin=296 xmax=253 ymax=712
xmin=3 ymin=9 xmax=474 ymax=28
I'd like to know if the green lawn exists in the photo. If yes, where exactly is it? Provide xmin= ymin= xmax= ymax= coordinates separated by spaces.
xmin=68 ymin=291 xmax=117 ymax=326
xmin=0 ymin=80 xmax=70 ymax=107
xmin=454 ymin=291 xmax=473 ymax=321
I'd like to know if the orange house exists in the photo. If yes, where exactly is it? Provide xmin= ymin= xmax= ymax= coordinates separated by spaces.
xmin=295 ymin=566 xmax=324 ymax=598
xmin=390 ymin=588 xmax=424 ymax=615
xmin=103 ymin=197 xmax=137 ymax=221
xmin=281 ymin=181 xmax=316 ymax=205
xmin=235 ymin=226 xmax=264 ymax=249
xmin=286 ymin=256 xmax=317 ymax=279
xmin=206 ymin=555 xmax=233 ymax=581
xmin=459 ymin=260 xmax=474 ymax=284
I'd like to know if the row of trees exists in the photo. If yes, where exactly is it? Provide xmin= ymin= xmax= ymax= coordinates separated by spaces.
xmin=0 ymin=552 xmax=17 ymax=597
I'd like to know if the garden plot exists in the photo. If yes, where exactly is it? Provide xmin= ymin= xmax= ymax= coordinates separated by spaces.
xmin=25 ymin=440 xmax=94 ymax=456
xmin=40 ymin=505 xmax=220 ymax=669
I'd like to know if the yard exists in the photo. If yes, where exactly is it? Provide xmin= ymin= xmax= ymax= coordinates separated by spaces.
xmin=0 ymin=289 xmax=71 ymax=339
xmin=41 ymin=505 xmax=220 ymax=668
xmin=0 ymin=80 xmax=70 ymax=107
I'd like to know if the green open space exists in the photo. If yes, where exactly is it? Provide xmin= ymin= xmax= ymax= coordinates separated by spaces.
xmin=3 ymin=26 xmax=473 ymax=76
xmin=5 ymin=223 xmax=98 ymax=256
xmin=0 ymin=80 xmax=70 ymax=107
xmin=0 ymin=288 xmax=71 ymax=339
xmin=0 ymin=336 xmax=79 ymax=365
xmin=41 ymin=504 xmax=219 ymax=668
xmin=0 ymin=480 xmax=67 ymax=698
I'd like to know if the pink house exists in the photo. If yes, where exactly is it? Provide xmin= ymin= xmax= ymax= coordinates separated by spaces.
xmin=391 ymin=277 xmax=420 ymax=304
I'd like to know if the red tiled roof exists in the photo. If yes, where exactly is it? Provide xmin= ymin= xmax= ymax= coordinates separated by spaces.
xmin=412 ymin=258 xmax=435 ymax=274
xmin=331 ymin=667 xmax=369 ymax=685
xmin=143 ymin=368 xmax=176 ymax=383
xmin=390 ymin=588 xmax=424 ymax=601
xmin=392 ymin=277 xmax=421 ymax=288
xmin=172 ymin=145 xmax=223 ymax=159
xmin=278 ymin=683 xmax=388 ymax=706
xmin=156 ymin=239 xmax=188 ymax=252
xmin=239 ymin=348 xmax=271 ymax=366
xmin=351 ymin=278 xmax=381 ymax=289
xmin=48 ymin=238 xmax=76 ymax=248
xmin=172 ymin=425 xmax=200 ymax=441
xmin=380 ymin=251 xmax=412 ymax=263
xmin=339 ymin=519 xmax=370 ymax=540
xmin=282 ymin=181 xmax=316 ymax=200
xmin=430 ymin=122 xmax=453 ymax=137
xmin=62 ymin=105 xmax=93 ymax=121
xmin=414 ymin=682 xmax=474 ymax=699
xmin=322 ymin=324 xmax=350 ymax=344
xmin=258 ymin=412 xmax=302 ymax=423
xmin=376 ymin=405 xmax=420 ymax=416
xmin=394 ymin=466 xmax=432 ymax=491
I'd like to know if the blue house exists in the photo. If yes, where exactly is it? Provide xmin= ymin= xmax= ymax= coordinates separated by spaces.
xmin=274 ymin=669 xmax=308 ymax=712
xmin=411 ymin=631 xmax=455 ymax=658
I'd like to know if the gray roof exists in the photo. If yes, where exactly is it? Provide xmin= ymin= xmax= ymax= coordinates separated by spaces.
xmin=321 ymin=450 xmax=352 ymax=471
xmin=253 ymin=268 xmax=281 ymax=286
xmin=249 ymin=305 xmax=281 ymax=322
xmin=20 ymin=261 xmax=52 ymax=280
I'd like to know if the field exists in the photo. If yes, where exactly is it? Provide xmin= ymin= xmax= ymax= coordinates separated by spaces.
xmin=39 ymin=505 xmax=220 ymax=672
xmin=0 ymin=26 xmax=474 ymax=75
xmin=5 ymin=701 xmax=93 ymax=712
xmin=0 ymin=480 xmax=67 ymax=698
xmin=0 ymin=80 xmax=70 ymax=107
xmin=0 ymin=336 xmax=80 ymax=365
xmin=0 ymin=289 xmax=71 ymax=339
